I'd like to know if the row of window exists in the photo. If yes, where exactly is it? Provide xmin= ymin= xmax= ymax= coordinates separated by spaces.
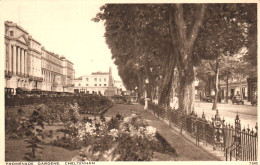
xmin=74 ymin=89 xmax=103 ymax=95
xmin=42 ymin=52 xmax=62 ymax=66
xmin=85 ymin=78 xmax=107 ymax=82
xmin=42 ymin=60 xmax=63 ymax=74
xmin=78 ymin=83 xmax=107 ymax=87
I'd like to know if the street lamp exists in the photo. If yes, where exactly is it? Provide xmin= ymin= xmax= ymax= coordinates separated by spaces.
xmin=144 ymin=78 xmax=150 ymax=110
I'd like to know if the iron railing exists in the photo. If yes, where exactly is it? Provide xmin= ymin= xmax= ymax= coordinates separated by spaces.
xmin=145 ymin=101 xmax=257 ymax=161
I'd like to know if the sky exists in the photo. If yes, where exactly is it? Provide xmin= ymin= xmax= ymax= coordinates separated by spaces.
xmin=1 ymin=0 xmax=122 ymax=80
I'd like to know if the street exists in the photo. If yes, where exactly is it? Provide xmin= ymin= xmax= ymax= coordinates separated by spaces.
xmin=194 ymin=101 xmax=258 ymax=129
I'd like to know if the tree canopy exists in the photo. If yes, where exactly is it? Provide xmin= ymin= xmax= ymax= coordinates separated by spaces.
xmin=93 ymin=3 xmax=257 ymax=114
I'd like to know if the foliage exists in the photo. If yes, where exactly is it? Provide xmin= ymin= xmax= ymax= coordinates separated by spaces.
xmin=23 ymin=108 xmax=45 ymax=161
xmin=50 ymin=103 xmax=82 ymax=150
xmin=77 ymin=95 xmax=113 ymax=114
xmin=5 ymin=109 xmax=29 ymax=138
xmin=50 ymin=111 xmax=175 ymax=161
xmin=5 ymin=107 xmax=45 ymax=160
xmin=94 ymin=4 xmax=256 ymax=113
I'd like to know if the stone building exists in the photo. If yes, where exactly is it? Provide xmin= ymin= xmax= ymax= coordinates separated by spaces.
xmin=5 ymin=21 xmax=33 ymax=94
xmin=61 ymin=56 xmax=75 ymax=93
xmin=28 ymin=36 xmax=43 ymax=91
xmin=4 ymin=21 xmax=74 ymax=94
xmin=41 ymin=48 xmax=65 ymax=92
xmin=73 ymin=67 xmax=116 ymax=96
xmin=219 ymin=74 xmax=248 ymax=100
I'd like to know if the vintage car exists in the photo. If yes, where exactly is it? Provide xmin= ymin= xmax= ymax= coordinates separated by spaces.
xmin=202 ymin=96 xmax=214 ymax=102
xmin=232 ymin=95 xmax=244 ymax=105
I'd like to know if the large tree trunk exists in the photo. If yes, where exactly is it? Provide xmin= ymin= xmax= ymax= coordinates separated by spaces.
xmin=239 ymin=75 xmax=243 ymax=100
xmin=226 ymin=74 xmax=229 ymax=103
xmin=137 ymin=71 xmax=143 ymax=98
xmin=158 ymin=54 xmax=175 ymax=106
xmin=212 ymin=61 xmax=219 ymax=110
xmin=178 ymin=61 xmax=195 ymax=114
xmin=168 ymin=4 xmax=206 ymax=114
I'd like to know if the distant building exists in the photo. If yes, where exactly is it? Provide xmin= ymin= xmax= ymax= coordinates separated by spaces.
xmin=219 ymin=74 xmax=248 ymax=100
xmin=4 ymin=21 xmax=74 ymax=94
xmin=73 ymin=67 xmax=116 ymax=96
xmin=114 ymin=80 xmax=126 ymax=95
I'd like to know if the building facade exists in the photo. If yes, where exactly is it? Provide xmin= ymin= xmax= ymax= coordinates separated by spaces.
xmin=73 ymin=67 xmax=116 ymax=96
xmin=28 ymin=36 xmax=43 ymax=91
xmin=61 ymin=56 xmax=75 ymax=93
xmin=4 ymin=21 xmax=74 ymax=94
xmin=219 ymin=74 xmax=248 ymax=100
xmin=5 ymin=21 xmax=34 ymax=94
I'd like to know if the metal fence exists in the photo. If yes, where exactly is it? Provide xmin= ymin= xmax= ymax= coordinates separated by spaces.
xmin=147 ymin=101 xmax=258 ymax=161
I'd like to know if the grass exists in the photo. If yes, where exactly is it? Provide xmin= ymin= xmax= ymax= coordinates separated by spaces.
xmin=5 ymin=139 xmax=79 ymax=161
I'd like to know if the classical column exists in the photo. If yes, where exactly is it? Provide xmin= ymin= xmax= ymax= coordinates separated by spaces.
xmin=21 ymin=48 xmax=24 ymax=75
xmin=17 ymin=47 xmax=20 ymax=75
xmin=29 ymin=55 xmax=32 ymax=76
xmin=20 ymin=48 xmax=22 ymax=75
xmin=27 ymin=53 xmax=30 ymax=76
xmin=8 ymin=44 xmax=12 ymax=73
xmin=13 ymin=45 xmax=16 ymax=75
xmin=24 ymin=50 xmax=27 ymax=76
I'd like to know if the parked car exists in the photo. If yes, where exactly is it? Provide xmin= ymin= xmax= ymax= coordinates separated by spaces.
xmin=232 ymin=95 xmax=244 ymax=105
xmin=202 ymin=96 xmax=213 ymax=102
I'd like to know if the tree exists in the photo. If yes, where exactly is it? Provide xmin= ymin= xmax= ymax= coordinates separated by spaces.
xmin=193 ymin=4 xmax=251 ymax=110
xmin=94 ymin=4 xmax=256 ymax=114
xmin=93 ymin=4 xmax=174 ymax=106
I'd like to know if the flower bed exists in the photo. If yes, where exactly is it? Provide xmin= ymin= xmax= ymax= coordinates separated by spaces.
xmin=50 ymin=111 xmax=177 ymax=161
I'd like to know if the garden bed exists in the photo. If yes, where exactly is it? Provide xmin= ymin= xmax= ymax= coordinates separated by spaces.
xmin=5 ymin=102 xmax=178 ymax=161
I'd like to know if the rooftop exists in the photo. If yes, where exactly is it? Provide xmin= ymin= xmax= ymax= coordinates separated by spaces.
xmin=5 ymin=21 xmax=29 ymax=34
xmin=91 ymin=72 xmax=109 ymax=75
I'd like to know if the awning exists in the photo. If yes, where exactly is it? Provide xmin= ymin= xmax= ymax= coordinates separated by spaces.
xmin=16 ymin=87 xmax=30 ymax=91
xmin=32 ymin=89 xmax=43 ymax=91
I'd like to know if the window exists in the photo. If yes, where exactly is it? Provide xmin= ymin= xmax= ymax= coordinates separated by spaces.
xmin=86 ymin=84 xmax=88 ymax=86
xmin=99 ymin=84 xmax=101 ymax=86
xmin=10 ymin=31 xmax=14 ymax=37
xmin=86 ymin=78 xmax=88 ymax=81
xmin=104 ymin=78 xmax=106 ymax=82
xmin=79 ymin=83 xmax=81 ymax=86
xmin=104 ymin=84 xmax=107 ymax=86
xmin=99 ymin=78 xmax=101 ymax=82
xmin=94 ymin=78 xmax=97 ymax=81
xmin=95 ymin=84 xmax=97 ymax=86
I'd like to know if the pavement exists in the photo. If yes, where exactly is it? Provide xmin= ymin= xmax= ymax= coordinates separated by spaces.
xmin=194 ymin=100 xmax=258 ymax=129
xmin=105 ymin=104 xmax=220 ymax=161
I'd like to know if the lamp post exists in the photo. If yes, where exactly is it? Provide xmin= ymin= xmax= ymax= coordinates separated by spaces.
xmin=144 ymin=78 xmax=150 ymax=110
